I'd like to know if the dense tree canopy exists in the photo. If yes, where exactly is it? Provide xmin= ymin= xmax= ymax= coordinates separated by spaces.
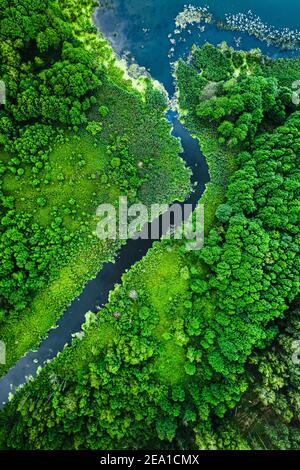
xmin=177 ymin=43 xmax=296 ymax=148
xmin=187 ymin=113 xmax=300 ymax=419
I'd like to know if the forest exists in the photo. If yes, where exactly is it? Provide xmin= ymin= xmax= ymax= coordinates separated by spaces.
xmin=0 ymin=0 xmax=300 ymax=453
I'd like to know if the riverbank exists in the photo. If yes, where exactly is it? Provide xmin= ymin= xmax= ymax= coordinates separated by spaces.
xmin=174 ymin=61 xmax=237 ymax=230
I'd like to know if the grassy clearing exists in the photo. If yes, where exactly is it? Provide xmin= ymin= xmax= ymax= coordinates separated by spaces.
xmin=20 ymin=240 xmax=191 ymax=386
xmin=196 ymin=125 xmax=237 ymax=231
xmin=2 ymin=132 xmax=112 ymax=229
xmin=139 ymin=245 xmax=189 ymax=384
xmin=92 ymin=79 xmax=192 ymax=205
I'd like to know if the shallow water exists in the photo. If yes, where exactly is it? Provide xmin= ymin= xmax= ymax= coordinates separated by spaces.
xmin=1 ymin=0 xmax=300 ymax=406
xmin=95 ymin=0 xmax=300 ymax=94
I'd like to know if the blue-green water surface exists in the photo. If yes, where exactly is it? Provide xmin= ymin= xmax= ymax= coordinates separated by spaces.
xmin=95 ymin=0 xmax=300 ymax=93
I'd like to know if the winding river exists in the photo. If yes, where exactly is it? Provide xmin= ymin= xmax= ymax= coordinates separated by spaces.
xmin=0 ymin=0 xmax=299 ymax=407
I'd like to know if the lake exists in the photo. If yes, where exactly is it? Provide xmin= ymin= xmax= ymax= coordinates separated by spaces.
xmin=95 ymin=0 xmax=300 ymax=94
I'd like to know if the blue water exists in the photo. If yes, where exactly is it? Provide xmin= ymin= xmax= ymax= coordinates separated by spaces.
xmin=95 ymin=0 xmax=300 ymax=94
